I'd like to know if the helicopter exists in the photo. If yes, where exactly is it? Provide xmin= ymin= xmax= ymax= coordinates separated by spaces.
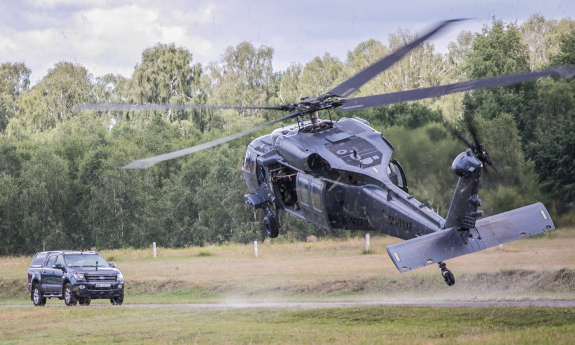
xmin=75 ymin=19 xmax=575 ymax=286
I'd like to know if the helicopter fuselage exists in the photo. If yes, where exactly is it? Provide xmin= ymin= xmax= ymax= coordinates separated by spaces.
xmin=242 ymin=117 xmax=445 ymax=240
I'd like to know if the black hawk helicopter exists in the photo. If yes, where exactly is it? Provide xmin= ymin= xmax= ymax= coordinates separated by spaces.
xmin=76 ymin=19 xmax=575 ymax=285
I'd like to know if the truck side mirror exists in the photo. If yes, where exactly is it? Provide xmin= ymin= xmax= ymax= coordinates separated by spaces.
xmin=109 ymin=262 xmax=116 ymax=268
xmin=53 ymin=263 xmax=64 ymax=269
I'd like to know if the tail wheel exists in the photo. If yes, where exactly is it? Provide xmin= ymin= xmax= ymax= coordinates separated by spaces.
xmin=264 ymin=215 xmax=279 ymax=238
xmin=442 ymin=270 xmax=455 ymax=286
xmin=32 ymin=284 xmax=46 ymax=306
xmin=64 ymin=283 xmax=77 ymax=306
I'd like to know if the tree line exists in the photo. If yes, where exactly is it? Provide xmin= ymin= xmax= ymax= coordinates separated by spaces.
xmin=0 ymin=15 xmax=574 ymax=255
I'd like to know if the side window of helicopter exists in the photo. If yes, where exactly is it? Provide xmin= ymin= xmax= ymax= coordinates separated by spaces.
xmin=298 ymin=178 xmax=309 ymax=207
xmin=250 ymin=154 xmax=257 ymax=174
xmin=387 ymin=159 xmax=408 ymax=193
xmin=259 ymin=166 xmax=266 ymax=183
xmin=243 ymin=151 xmax=251 ymax=172
xmin=311 ymin=182 xmax=322 ymax=212
xmin=248 ymin=152 xmax=258 ymax=182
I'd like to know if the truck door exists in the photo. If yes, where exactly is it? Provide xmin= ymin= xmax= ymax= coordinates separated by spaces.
xmin=52 ymin=255 xmax=64 ymax=293
xmin=296 ymin=173 xmax=333 ymax=232
xmin=42 ymin=255 xmax=57 ymax=293
xmin=43 ymin=254 xmax=64 ymax=294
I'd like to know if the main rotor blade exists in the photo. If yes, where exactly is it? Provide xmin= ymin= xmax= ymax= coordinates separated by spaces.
xmin=73 ymin=103 xmax=286 ymax=112
xmin=338 ymin=65 xmax=575 ymax=112
xmin=326 ymin=19 xmax=466 ymax=98
xmin=122 ymin=111 xmax=300 ymax=169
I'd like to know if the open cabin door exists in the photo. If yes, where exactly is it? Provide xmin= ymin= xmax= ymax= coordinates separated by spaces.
xmin=296 ymin=173 xmax=333 ymax=233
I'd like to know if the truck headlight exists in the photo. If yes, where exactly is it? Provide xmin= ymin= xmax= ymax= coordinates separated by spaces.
xmin=74 ymin=273 xmax=85 ymax=281
xmin=117 ymin=273 xmax=124 ymax=282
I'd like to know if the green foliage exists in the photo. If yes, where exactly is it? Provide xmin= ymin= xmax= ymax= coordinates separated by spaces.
xmin=206 ymin=41 xmax=275 ymax=115
xmin=9 ymin=62 xmax=93 ymax=136
xmin=524 ymin=27 xmax=575 ymax=208
xmin=521 ymin=14 xmax=575 ymax=70
xmin=0 ymin=62 xmax=30 ymax=131
xmin=350 ymin=102 xmax=443 ymax=130
xmin=133 ymin=43 xmax=196 ymax=103
xmin=550 ymin=28 xmax=575 ymax=65
xmin=463 ymin=19 xmax=537 ymax=145
xmin=0 ymin=14 xmax=573 ymax=254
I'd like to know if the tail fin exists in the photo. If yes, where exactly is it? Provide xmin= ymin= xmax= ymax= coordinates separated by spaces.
xmin=444 ymin=150 xmax=483 ymax=229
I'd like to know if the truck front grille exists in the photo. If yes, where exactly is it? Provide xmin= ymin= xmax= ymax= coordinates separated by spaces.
xmin=85 ymin=275 xmax=117 ymax=283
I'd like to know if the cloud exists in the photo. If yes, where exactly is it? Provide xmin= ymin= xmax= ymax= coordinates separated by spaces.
xmin=0 ymin=0 xmax=572 ymax=85
xmin=0 ymin=1 xmax=217 ymax=83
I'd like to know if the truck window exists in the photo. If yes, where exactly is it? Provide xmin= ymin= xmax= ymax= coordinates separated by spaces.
xmin=54 ymin=255 xmax=64 ymax=266
xmin=46 ymin=255 xmax=57 ymax=268
xmin=30 ymin=252 xmax=46 ymax=267
xmin=64 ymin=253 xmax=108 ymax=267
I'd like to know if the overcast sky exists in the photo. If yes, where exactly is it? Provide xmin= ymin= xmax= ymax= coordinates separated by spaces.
xmin=0 ymin=0 xmax=573 ymax=85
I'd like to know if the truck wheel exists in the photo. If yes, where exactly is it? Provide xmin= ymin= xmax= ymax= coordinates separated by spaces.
xmin=64 ymin=283 xmax=77 ymax=306
xmin=79 ymin=297 xmax=91 ymax=306
xmin=110 ymin=295 xmax=123 ymax=305
xmin=32 ymin=284 xmax=46 ymax=306
xmin=264 ymin=215 xmax=279 ymax=238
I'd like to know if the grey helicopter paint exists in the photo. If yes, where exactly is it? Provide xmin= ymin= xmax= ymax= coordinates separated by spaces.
xmin=75 ymin=19 xmax=574 ymax=286
xmin=242 ymin=116 xmax=443 ymax=238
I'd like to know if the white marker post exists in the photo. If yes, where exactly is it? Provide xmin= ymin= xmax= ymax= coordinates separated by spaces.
xmin=254 ymin=241 xmax=258 ymax=258
xmin=365 ymin=233 xmax=370 ymax=252
xmin=153 ymin=242 xmax=157 ymax=258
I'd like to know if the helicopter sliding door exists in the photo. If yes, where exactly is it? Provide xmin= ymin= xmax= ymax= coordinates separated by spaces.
xmin=296 ymin=173 xmax=333 ymax=233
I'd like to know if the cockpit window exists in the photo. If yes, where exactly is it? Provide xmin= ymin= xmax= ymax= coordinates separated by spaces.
xmin=388 ymin=159 xmax=408 ymax=193
xmin=243 ymin=151 xmax=251 ymax=172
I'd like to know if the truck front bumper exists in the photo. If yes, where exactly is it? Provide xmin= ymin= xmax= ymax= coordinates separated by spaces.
xmin=72 ymin=283 xmax=124 ymax=299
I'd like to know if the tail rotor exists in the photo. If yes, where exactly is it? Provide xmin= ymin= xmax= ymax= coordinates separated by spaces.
xmin=445 ymin=117 xmax=503 ymax=178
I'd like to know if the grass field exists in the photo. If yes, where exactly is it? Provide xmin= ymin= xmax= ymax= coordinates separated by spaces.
xmin=1 ymin=228 xmax=575 ymax=344
xmin=2 ymin=306 xmax=575 ymax=344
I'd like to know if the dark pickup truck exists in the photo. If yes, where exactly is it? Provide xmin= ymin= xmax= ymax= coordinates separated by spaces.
xmin=27 ymin=250 xmax=125 ymax=306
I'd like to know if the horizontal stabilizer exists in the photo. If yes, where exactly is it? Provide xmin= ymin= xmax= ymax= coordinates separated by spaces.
xmin=386 ymin=203 xmax=554 ymax=272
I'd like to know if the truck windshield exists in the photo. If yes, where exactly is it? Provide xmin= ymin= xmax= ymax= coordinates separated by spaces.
xmin=64 ymin=254 xmax=109 ymax=267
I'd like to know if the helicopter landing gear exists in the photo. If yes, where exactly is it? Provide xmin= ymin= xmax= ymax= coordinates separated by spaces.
xmin=439 ymin=261 xmax=455 ymax=286
xmin=264 ymin=215 xmax=279 ymax=238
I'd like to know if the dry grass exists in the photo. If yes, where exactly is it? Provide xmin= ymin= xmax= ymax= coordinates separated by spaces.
xmin=2 ymin=228 xmax=575 ymax=303
xmin=3 ymin=230 xmax=575 ymax=344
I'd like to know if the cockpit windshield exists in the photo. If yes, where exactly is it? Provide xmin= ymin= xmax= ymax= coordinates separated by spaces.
xmin=64 ymin=253 xmax=109 ymax=267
